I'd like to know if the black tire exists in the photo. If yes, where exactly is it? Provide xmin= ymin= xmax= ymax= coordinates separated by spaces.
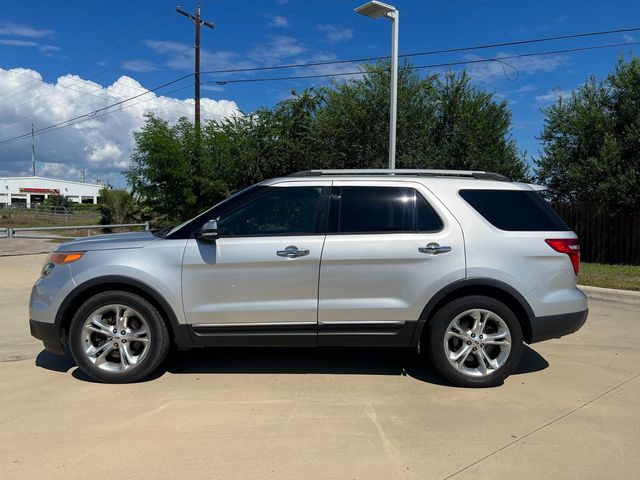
xmin=68 ymin=291 xmax=170 ymax=383
xmin=426 ymin=295 xmax=523 ymax=388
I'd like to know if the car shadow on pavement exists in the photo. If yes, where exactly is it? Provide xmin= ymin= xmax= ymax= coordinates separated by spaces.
xmin=36 ymin=344 xmax=548 ymax=386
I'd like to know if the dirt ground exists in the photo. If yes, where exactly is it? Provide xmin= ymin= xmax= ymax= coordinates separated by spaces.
xmin=0 ymin=238 xmax=56 ymax=256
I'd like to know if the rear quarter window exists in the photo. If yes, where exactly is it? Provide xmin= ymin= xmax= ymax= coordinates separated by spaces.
xmin=459 ymin=189 xmax=570 ymax=231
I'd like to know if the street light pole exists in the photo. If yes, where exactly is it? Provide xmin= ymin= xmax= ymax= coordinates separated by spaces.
xmin=355 ymin=1 xmax=399 ymax=170
xmin=388 ymin=8 xmax=398 ymax=170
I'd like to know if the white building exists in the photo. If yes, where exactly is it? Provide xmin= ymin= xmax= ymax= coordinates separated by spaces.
xmin=0 ymin=176 xmax=103 ymax=208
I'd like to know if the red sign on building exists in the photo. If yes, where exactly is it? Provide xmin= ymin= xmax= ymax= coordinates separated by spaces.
xmin=19 ymin=188 xmax=60 ymax=194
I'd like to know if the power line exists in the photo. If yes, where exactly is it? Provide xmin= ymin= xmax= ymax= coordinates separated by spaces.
xmin=22 ymin=83 xmax=198 ymax=140
xmin=0 ymin=74 xmax=193 ymax=146
xmin=0 ymin=80 xmax=229 ymax=147
xmin=0 ymin=66 xmax=201 ymax=120
xmin=201 ymin=25 xmax=640 ymax=75
xmin=1 ymin=34 xmax=638 ymax=148
xmin=205 ymin=40 xmax=640 ymax=85
xmin=0 ymin=10 xmax=196 ymax=118
xmin=0 ymin=8 xmax=172 ymax=102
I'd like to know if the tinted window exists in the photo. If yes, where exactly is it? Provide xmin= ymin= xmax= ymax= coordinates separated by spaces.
xmin=218 ymin=186 xmax=325 ymax=236
xmin=416 ymin=192 xmax=444 ymax=231
xmin=336 ymin=187 xmax=443 ymax=233
xmin=459 ymin=189 xmax=570 ymax=231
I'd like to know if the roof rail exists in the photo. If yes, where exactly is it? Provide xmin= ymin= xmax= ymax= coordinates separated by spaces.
xmin=288 ymin=169 xmax=512 ymax=182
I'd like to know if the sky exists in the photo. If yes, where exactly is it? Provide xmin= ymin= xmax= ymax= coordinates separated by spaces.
xmin=0 ymin=0 xmax=639 ymax=187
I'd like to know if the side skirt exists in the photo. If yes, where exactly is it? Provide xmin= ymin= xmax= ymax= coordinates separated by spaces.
xmin=189 ymin=322 xmax=317 ymax=347
xmin=187 ymin=321 xmax=419 ymax=348
xmin=318 ymin=320 xmax=417 ymax=347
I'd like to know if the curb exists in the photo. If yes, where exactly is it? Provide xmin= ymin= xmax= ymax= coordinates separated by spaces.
xmin=578 ymin=285 xmax=640 ymax=306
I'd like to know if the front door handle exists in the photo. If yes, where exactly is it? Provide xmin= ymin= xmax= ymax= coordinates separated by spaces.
xmin=276 ymin=246 xmax=310 ymax=258
xmin=419 ymin=242 xmax=452 ymax=255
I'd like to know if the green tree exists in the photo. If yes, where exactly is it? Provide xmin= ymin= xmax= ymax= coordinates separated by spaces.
xmin=536 ymin=57 xmax=640 ymax=210
xmin=43 ymin=195 xmax=73 ymax=208
xmin=98 ymin=188 xmax=139 ymax=226
xmin=314 ymin=64 xmax=528 ymax=179
xmin=128 ymin=62 xmax=529 ymax=222
xmin=126 ymin=115 xmax=200 ymax=222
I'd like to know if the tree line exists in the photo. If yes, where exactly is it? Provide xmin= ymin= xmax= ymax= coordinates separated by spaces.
xmin=120 ymin=57 xmax=640 ymax=225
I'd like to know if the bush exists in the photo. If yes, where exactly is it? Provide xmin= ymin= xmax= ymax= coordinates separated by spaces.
xmin=97 ymin=189 xmax=140 ymax=226
xmin=43 ymin=195 xmax=73 ymax=208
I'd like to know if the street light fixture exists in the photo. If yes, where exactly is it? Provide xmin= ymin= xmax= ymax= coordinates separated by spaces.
xmin=355 ymin=1 xmax=399 ymax=170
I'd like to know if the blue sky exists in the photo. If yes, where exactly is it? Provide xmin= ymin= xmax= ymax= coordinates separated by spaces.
xmin=0 ymin=0 xmax=638 ymax=185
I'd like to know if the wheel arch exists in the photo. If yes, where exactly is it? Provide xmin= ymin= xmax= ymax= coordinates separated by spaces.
xmin=55 ymin=275 xmax=193 ymax=349
xmin=411 ymin=278 xmax=535 ymax=346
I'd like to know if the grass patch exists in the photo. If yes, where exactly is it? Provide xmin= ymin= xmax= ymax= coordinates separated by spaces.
xmin=578 ymin=263 xmax=640 ymax=291
xmin=1 ymin=209 xmax=101 ymax=228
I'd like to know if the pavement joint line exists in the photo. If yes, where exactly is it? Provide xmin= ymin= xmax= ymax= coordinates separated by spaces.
xmin=440 ymin=372 xmax=640 ymax=480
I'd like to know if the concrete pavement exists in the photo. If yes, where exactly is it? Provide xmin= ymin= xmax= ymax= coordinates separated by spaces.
xmin=1 ymin=254 xmax=639 ymax=479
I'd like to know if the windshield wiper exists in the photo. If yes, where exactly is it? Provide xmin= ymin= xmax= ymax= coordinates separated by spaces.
xmin=152 ymin=226 xmax=173 ymax=238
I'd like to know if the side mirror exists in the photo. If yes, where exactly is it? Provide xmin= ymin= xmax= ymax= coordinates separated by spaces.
xmin=196 ymin=219 xmax=219 ymax=241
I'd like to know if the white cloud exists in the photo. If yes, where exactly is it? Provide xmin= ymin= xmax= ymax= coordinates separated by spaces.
xmin=202 ymin=84 xmax=225 ymax=92
xmin=623 ymin=33 xmax=638 ymax=43
xmin=249 ymin=35 xmax=306 ymax=63
xmin=122 ymin=59 xmax=159 ymax=73
xmin=535 ymin=89 xmax=573 ymax=104
xmin=514 ymin=84 xmax=538 ymax=93
xmin=0 ymin=39 xmax=38 ymax=47
xmin=0 ymin=37 xmax=60 ymax=54
xmin=267 ymin=15 xmax=289 ymax=28
xmin=38 ymin=44 xmax=60 ymax=53
xmin=0 ymin=67 xmax=240 ymax=182
xmin=143 ymin=39 xmax=255 ymax=72
xmin=0 ymin=21 xmax=53 ymax=38
xmin=464 ymin=52 xmax=567 ymax=83
xmin=317 ymin=24 xmax=353 ymax=44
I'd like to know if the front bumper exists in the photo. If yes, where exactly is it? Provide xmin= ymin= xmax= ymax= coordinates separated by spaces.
xmin=529 ymin=308 xmax=588 ymax=344
xmin=30 ymin=319 xmax=65 ymax=355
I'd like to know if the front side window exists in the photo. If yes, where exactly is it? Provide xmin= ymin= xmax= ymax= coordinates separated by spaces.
xmin=334 ymin=186 xmax=443 ymax=234
xmin=218 ymin=186 xmax=327 ymax=236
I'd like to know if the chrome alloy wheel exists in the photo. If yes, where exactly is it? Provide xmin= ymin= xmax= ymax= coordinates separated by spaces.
xmin=81 ymin=304 xmax=151 ymax=373
xmin=444 ymin=308 xmax=512 ymax=377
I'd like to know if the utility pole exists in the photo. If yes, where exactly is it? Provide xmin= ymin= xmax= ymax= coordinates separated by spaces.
xmin=81 ymin=170 xmax=85 ymax=183
xmin=31 ymin=123 xmax=36 ymax=176
xmin=176 ymin=5 xmax=215 ymax=132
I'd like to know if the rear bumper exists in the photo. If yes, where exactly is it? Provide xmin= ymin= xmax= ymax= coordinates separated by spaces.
xmin=29 ymin=319 xmax=65 ymax=355
xmin=529 ymin=309 xmax=588 ymax=344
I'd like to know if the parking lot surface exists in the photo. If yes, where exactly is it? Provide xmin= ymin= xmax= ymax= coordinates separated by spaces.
xmin=1 ymin=254 xmax=639 ymax=479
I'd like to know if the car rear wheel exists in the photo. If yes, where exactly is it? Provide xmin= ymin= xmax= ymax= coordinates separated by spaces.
xmin=69 ymin=291 xmax=170 ymax=383
xmin=427 ymin=295 xmax=523 ymax=387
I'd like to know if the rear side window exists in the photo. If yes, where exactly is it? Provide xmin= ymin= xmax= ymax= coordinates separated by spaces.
xmin=335 ymin=186 xmax=443 ymax=233
xmin=459 ymin=189 xmax=569 ymax=231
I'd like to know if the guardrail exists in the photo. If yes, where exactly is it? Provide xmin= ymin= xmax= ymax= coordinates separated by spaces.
xmin=2 ymin=204 xmax=100 ymax=223
xmin=5 ymin=222 xmax=150 ymax=240
xmin=0 ymin=227 xmax=7 ymax=239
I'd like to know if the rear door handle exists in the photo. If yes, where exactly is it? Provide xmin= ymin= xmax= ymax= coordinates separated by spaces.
xmin=276 ymin=246 xmax=310 ymax=258
xmin=419 ymin=243 xmax=452 ymax=255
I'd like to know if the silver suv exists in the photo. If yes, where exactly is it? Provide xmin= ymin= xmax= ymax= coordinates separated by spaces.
xmin=29 ymin=169 xmax=587 ymax=387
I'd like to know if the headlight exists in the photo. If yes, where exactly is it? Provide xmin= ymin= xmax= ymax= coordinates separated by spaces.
xmin=40 ymin=252 xmax=85 ymax=278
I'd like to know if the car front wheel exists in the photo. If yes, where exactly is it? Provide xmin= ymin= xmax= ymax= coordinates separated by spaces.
xmin=68 ymin=291 xmax=170 ymax=383
xmin=427 ymin=295 xmax=523 ymax=387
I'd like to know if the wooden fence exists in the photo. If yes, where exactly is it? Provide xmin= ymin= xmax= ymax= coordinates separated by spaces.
xmin=553 ymin=202 xmax=640 ymax=265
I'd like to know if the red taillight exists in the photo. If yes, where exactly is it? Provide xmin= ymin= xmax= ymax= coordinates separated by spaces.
xmin=545 ymin=238 xmax=580 ymax=275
